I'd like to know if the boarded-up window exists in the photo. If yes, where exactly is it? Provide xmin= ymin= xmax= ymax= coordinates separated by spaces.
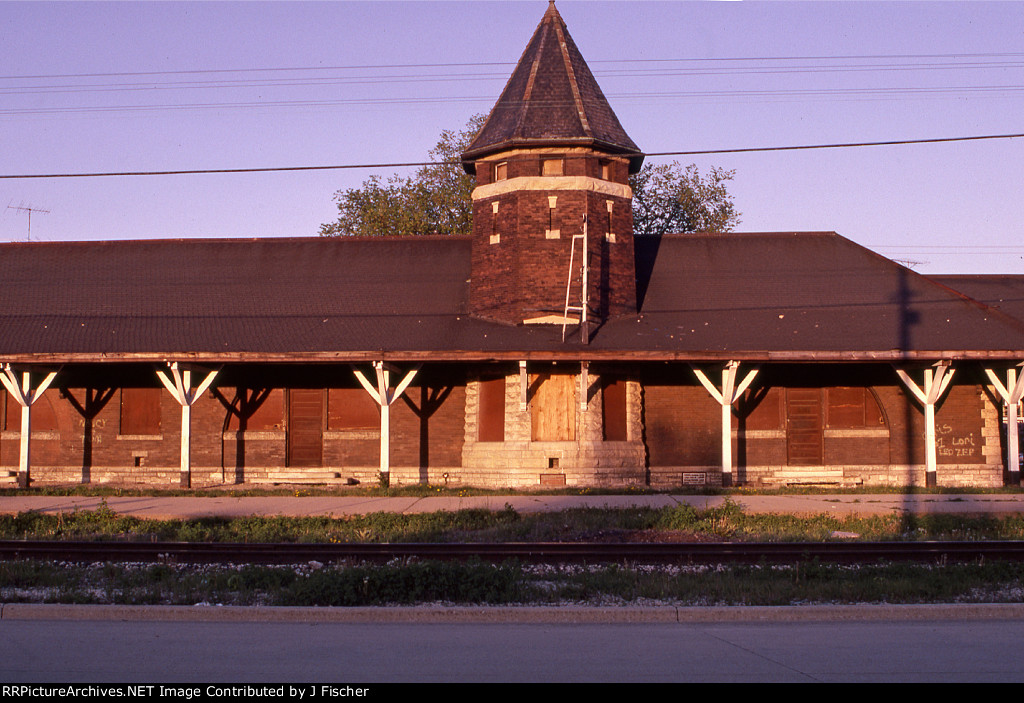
xmin=32 ymin=397 xmax=58 ymax=432
xmin=328 ymin=388 xmax=379 ymax=430
xmin=2 ymin=391 xmax=16 ymax=431
xmin=478 ymin=377 xmax=505 ymax=442
xmin=786 ymin=388 xmax=823 ymax=465
xmin=120 ymin=388 xmax=161 ymax=436
xmin=827 ymin=387 xmax=885 ymax=428
xmin=225 ymin=389 xmax=284 ymax=431
xmin=2 ymin=392 xmax=12 ymax=431
xmin=542 ymin=158 xmax=564 ymax=176
xmin=745 ymin=387 xmax=782 ymax=430
xmin=602 ymin=378 xmax=628 ymax=441
xmin=531 ymin=373 xmax=576 ymax=441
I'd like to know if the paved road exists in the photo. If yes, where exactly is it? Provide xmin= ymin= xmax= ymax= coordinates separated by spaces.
xmin=3 ymin=492 xmax=1024 ymax=519
xmin=3 ymin=492 xmax=1024 ymax=682
xmin=3 ymin=606 xmax=1024 ymax=682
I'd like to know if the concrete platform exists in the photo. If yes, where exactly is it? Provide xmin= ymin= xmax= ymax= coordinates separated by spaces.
xmin=5 ymin=602 xmax=1024 ymax=623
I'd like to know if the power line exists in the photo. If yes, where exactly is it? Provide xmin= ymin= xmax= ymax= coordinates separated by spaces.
xmin=3 ymin=50 xmax=1023 ymax=114
xmin=645 ymin=132 xmax=1024 ymax=158
xmin=2 ymin=132 xmax=1023 ymax=180
xmin=3 ymin=61 xmax=1022 ymax=97
xmin=4 ymin=87 xmax=1024 ymax=116
xmin=0 ymin=161 xmax=437 ymax=179
xmin=3 ymin=51 xmax=1023 ymax=81
xmin=4 ymin=83 xmax=1022 ymax=118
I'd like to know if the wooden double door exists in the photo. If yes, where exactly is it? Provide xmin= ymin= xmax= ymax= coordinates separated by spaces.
xmin=786 ymin=388 xmax=824 ymax=465
xmin=287 ymin=389 xmax=323 ymax=467
xmin=531 ymin=372 xmax=577 ymax=442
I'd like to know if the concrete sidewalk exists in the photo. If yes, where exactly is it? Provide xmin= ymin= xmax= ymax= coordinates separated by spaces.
xmin=5 ymin=602 xmax=1024 ymax=623
xmin=2 ymin=492 xmax=1024 ymax=519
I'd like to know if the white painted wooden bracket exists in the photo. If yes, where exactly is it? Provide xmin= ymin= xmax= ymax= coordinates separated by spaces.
xmin=894 ymin=361 xmax=955 ymax=486
xmin=353 ymin=362 xmax=421 ymax=481
xmin=691 ymin=361 xmax=759 ymax=485
xmin=156 ymin=362 xmax=221 ymax=488
xmin=984 ymin=362 xmax=1024 ymax=479
xmin=519 ymin=360 xmax=528 ymax=411
xmin=1 ymin=364 xmax=60 ymax=488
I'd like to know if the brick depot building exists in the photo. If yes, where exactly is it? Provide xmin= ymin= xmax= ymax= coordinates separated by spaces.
xmin=3 ymin=3 xmax=1024 ymax=490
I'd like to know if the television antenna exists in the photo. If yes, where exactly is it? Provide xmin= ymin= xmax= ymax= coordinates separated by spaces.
xmin=892 ymin=258 xmax=926 ymax=270
xmin=6 ymin=203 xmax=50 ymax=241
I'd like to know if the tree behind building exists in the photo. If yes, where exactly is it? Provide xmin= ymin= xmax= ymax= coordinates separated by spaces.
xmin=319 ymin=115 xmax=739 ymax=238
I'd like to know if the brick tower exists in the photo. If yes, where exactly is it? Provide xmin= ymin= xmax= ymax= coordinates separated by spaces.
xmin=462 ymin=1 xmax=644 ymax=337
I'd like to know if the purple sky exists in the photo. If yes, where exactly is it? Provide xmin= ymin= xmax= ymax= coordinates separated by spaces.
xmin=2 ymin=1 xmax=1023 ymax=274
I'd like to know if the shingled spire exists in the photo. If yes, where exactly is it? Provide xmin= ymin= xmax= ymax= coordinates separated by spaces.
xmin=464 ymin=2 xmax=641 ymax=332
xmin=463 ymin=0 xmax=643 ymax=173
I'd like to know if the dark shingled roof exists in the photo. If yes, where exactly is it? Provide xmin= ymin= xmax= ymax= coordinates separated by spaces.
xmin=2 ymin=232 xmax=1023 ymax=363
xmin=611 ymin=233 xmax=1024 ymax=357
xmin=0 ymin=236 xmax=474 ymax=357
xmin=462 ymin=1 xmax=642 ymax=170
xmin=932 ymin=275 xmax=1024 ymax=326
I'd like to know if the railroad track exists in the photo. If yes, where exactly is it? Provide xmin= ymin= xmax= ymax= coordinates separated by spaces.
xmin=3 ymin=540 xmax=1024 ymax=565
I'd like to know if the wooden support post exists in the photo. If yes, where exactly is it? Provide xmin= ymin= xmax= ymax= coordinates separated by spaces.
xmin=895 ymin=361 xmax=955 ymax=488
xmin=692 ymin=361 xmax=759 ymax=487
xmin=181 ymin=397 xmax=192 ymax=488
xmin=19 ymin=389 xmax=30 ymax=488
xmin=377 ymin=364 xmax=391 ymax=480
xmin=1 ymin=364 xmax=58 ymax=488
xmin=156 ymin=362 xmax=220 ymax=488
xmin=984 ymin=363 xmax=1024 ymax=484
xmin=353 ymin=362 xmax=421 ymax=486
xmin=580 ymin=214 xmax=589 ymax=345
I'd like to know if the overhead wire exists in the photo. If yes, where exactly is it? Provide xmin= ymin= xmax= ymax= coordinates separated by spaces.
xmin=4 ymin=53 xmax=1023 ymax=259
xmin=2 ymin=50 xmax=1024 ymax=81
xmin=2 ymin=132 xmax=1023 ymax=180
xmin=2 ymin=51 xmax=1024 ymax=112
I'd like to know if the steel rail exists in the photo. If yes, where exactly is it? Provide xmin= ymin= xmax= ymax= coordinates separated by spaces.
xmin=3 ymin=540 xmax=1024 ymax=565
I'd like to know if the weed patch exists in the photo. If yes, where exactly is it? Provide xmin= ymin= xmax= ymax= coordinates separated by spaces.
xmin=3 ymin=558 xmax=1024 ymax=607
xmin=6 ymin=505 xmax=1024 ymax=544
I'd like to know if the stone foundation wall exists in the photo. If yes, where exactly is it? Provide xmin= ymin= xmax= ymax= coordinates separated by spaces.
xmin=738 ymin=463 xmax=1003 ymax=489
xmin=460 ymin=371 xmax=647 ymax=488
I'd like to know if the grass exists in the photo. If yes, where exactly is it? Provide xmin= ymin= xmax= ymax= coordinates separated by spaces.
xmin=3 ymin=558 xmax=1023 ymax=607
xmin=4 ymin=500 xmax=1024 ymax=543
xmin=2 ymin=483 xmax=1022 ymax=499
xmin=3 ymin=500 xmax=1024 ymax=607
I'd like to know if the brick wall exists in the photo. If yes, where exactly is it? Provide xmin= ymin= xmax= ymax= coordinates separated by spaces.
xmin=1 ymin=371 xmax=467 ymax=488
xmin=468 ymin=149 xmax=636 ymax=325
xmin=641 ymin=365 xmax=1004 ymax=488
xmin=1 ymin=363 xmax=1009 ymax=489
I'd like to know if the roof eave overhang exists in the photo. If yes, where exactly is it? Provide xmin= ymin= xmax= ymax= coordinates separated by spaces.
xmin=462 ymin=138 xmax=644 ymax=175
xmin=4 ymin=349 xmax=1023 ymax=366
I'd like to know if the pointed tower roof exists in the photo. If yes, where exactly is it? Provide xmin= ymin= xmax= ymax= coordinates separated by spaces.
xmin=462 ymin=1 xmax=643 ymax=172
